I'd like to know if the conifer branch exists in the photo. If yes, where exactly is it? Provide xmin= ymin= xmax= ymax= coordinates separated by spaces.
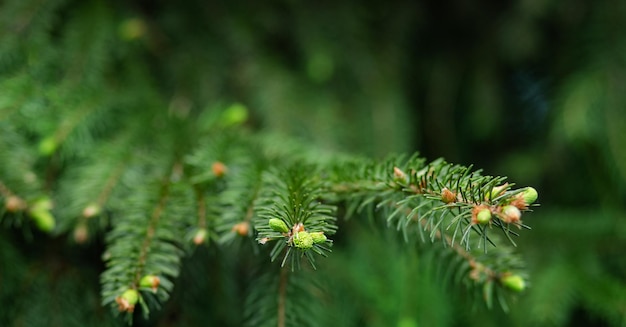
xmin=254 ymin=164 xmax=337 ymax=270
xmin=220 ymin=159 xmax=262 ymax=241
xmin=94 ymin=163 xmax=126 ymax=209
xmin=323 ymin=155 xmax=535 ymax=251
xmin=101 ymin=159 xmax=195 ymax=318
xmin=54 ymin=133 xmax=135 ymax=241
xmin=134 ymin=180 xmax=170 ymax=286
xmin=420 ymin=215 xmax=527 ymax=309
xmin=70 ymin=161 xmax=126 ymax=244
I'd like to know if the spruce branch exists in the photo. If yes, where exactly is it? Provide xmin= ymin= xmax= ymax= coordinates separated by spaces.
xmin=422 ymin=218 xmax=527 ymax=310
xmin=100 ymin=162 xmax=194 ymax=320
xmin=186 ymin=132 xmax=261 ymax=245
xmin=254 ymin=164 xmax=337 ymax=270
xmin=56 ymin=138 xmax=132 ymax=242
xmin=323 ymin=155 xmax=536 ymax=252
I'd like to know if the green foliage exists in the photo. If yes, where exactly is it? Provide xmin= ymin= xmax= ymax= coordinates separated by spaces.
xmin=2 ymin=0 xmax=625 ymax=326
xmin=254 ymin=164 xmax=337 ymax=269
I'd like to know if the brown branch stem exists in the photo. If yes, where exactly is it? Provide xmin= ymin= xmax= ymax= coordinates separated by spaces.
xmin=132 ymin=163 xmax=180 ymax=286
xmin=277 ymin=266 xmax=288 ymax=327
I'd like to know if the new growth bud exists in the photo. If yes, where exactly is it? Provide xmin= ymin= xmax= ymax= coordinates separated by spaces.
xmin=501 ymin=205 xmax=522 ymax=224
xmin=4 ymin=196 xmax=26 ymax=212
xmin=28 ymin=197 xmax=55 ymax=232
xmin=310 ymin=232 xmax=327 ymax=244
xmin=441 ymin=188 xmax=457 ymax=204
xmin=488 ymin=183 xmax=508 ymax=200
xmin=220 ymin=103 xmax=249 ymax=127
xmin=116 ymin=289 xmax=139 ymax=312
xmin=232 ymin=221 xmax=250 ymax=236
xmin=500 ymin=274 xmax=526 ymax=292
xmin=140 ymin=275 xmax=160 ymax=293
xmin=471 ymin=205 xmax=491 ymax=225
xmin=73 ymin=223 xmax=89 ymax=244
xmin=38 ymin=136 xmax=58 ymax=156
xmin=82 ymin=203 xmax=101 ymax=218
xmin=293 ymin=231 xmax=314 ymax=249
xmin=31 ymin=197 xmax=53 ymax=211
xmin=521 ymin=187 xmax=538 ymax=205
xmin=393 ymin=167 xmax=409 ymax=184
xmin=476 ymin=209 xmax=492 ymax=225
xmin=193 ymin=228 xmax=207 ymax=245
xmin=212 ymin=161 xmax=227 ymax=177
xmin=511 ymin=186 xmax=539 ymax=210
xmin=269 ymin=218 xmax=290 ymax=233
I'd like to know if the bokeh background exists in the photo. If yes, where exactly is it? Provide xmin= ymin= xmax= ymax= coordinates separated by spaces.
xmin=1 ymin=0 xmax=625 ymax=326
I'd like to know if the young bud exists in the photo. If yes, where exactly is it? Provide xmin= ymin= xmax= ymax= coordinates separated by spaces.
xmin=393 ymin=167 xmax=409 ymax=184
xmin=4 ymin=195 xmax=26 ymax=212
xmin=220 ymin=103 xmax=249 ymax=127
xmin=441 ymin=188 xmax=457 ymax=204
xmin=140 ymin=275 xmax=160 ymax=293
xmin=501 ymin=205 xmax=522 ymax=224
xmin=476 ymin=209 xmax=492 ymax=225
xmin=488 ymin=183 xmax=508 ymax=200
xmin=193 ymin=228 xmax=208 ymax=245
xmin=268 ymin=218 xmax=289 ymax=233
xmin=29 ymin=209 xmax=55 ymax=232
xmin=73 ymin=223 xmax=89 ymax=244
xmin=471 ymin=205 xmax=491 ymax=225
xmin=82 ymin=203 xmax=101 ymax=218
xmin=116 ymin=289 xmax=139 ymax=312
xmin=293 ymin=231 xmax=314 ymax=249
xmin=500 ymin=274 xmax=525 ymax=292
xmin=310 ymin=232 xmax=327 ymax=244
xmin=232 ymin=221 xmax=250 ymax=236
xmin=212 ymin=161 xmax=227 ymax=177
xmin=521 ymin=187 xmax=538 ymax=205
xmin=38 ymin=136 xmax=58 ymax=156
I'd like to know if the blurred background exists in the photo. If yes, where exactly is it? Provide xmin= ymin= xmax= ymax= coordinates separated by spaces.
xmin=1 ymin=0 xmax=625 ymax=326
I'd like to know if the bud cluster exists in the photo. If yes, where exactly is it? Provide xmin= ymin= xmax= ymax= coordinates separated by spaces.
xmin=468 ymin=261 xmax=527 ymax=293
xmin=469 ymin=186 xmax=538 ymax=226
xmin=266 ymin=218 xmax=328 ymax=250
xmin=496 ymin=186 xmax=537 ymax=224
